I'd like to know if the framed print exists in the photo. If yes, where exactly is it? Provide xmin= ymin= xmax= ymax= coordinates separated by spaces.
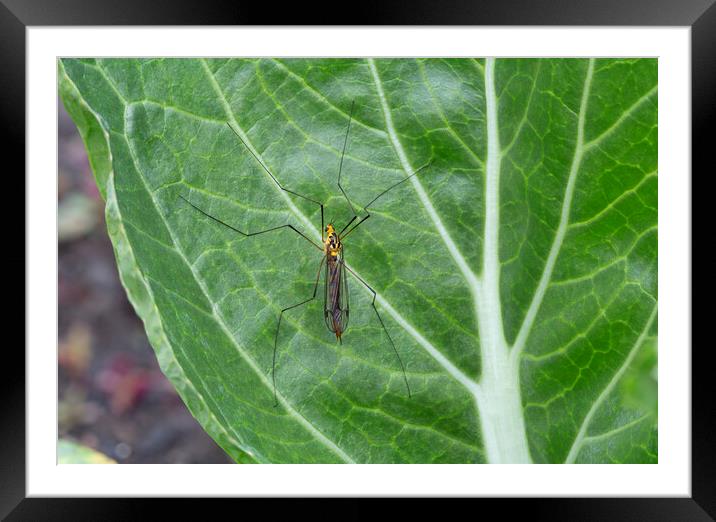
xmin=6 ymin=0 xmax=713 ymax=518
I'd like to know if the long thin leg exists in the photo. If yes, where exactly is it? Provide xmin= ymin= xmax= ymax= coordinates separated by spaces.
xmin=340 ymin=213 xmax=370 ymax=240
xmin=179 ymin=195 xmax=322 ymax=251
xmin=273 ymin=256 xmax=326 ymax=406
xmin=226 ymin=122 xmax=325 ymax=242
xmin=340 ymin=160 xmax=432 ymax=239
xmin=337 ymin=101 xmax=358 ymax=225
xmin=343 ymin=265 xmax=411 ymax=398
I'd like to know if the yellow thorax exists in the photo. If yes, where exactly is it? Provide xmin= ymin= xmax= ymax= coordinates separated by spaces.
xmin=325 ymin=224 xmax=341 ymax=257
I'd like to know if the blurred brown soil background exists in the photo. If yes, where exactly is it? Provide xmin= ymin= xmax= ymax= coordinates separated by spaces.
xmin=58 ymin=99 xmax=232 ymax=463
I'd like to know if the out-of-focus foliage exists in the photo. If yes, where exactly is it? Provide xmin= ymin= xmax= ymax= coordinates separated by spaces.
xmin=58 ymin=439 xmax=117 ymax=464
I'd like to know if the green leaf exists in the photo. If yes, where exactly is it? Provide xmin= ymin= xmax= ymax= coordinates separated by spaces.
xmin=58 ymin=60 xmax=113 ymax=199
xmin=59 ymin=57 xmax=657 ymax=463
xmin=58 ymin=439 xmax=116 ymax=464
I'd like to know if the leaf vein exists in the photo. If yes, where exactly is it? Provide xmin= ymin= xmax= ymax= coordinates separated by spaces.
xmin=564 ymin=305 xmax=657 ymax=463
xmin=584 ymin=85 xmax=658 ymax=151
xmin=202 ymin=58 xmax=479 ymax=398
xmin=367 ymin=58 xmax=481 ymax=307
xmin=511 ymin=59 xmax=596 ymax=364
xmin=123 ymin=101 xmax=356 ymax=462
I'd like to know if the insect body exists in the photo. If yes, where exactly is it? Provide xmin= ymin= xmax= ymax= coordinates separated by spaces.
xmin=180 ymin=101 xmax=430 ymax=405
xmin=324 ymin=223 xmax=348 ymax=342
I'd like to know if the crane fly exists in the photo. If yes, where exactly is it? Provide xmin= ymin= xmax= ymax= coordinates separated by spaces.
xmin=179 ymin=101 xmax=431 ymax=406
xmin=323 ymin=223 xmax=348 ymax=341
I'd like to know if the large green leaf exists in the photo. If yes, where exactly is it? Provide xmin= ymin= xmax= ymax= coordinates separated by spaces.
xmin=59 ymin=57 xmax=657 ymax=463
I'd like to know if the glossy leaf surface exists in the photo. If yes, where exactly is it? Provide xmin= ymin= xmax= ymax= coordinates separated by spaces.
xmin=59 ymin=58 xmax=657 ymax=463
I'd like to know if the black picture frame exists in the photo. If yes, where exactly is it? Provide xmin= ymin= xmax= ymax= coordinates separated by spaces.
xmin=5 ymin=0 xmax=712 ymax=518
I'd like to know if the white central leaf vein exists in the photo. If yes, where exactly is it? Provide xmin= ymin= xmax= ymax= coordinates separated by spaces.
xmin=471 ymin=58 xmax=532 ymax=464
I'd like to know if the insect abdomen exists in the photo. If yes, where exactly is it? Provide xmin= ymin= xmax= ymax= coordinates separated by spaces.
xmin=324 ymin=256 xmax=349 ymax=338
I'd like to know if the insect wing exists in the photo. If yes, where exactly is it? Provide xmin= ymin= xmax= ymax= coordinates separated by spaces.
xmin=324 ymin=256 xmax=349 ymax=334
xmin=340 ymin=257 xmax=350 ymax=330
